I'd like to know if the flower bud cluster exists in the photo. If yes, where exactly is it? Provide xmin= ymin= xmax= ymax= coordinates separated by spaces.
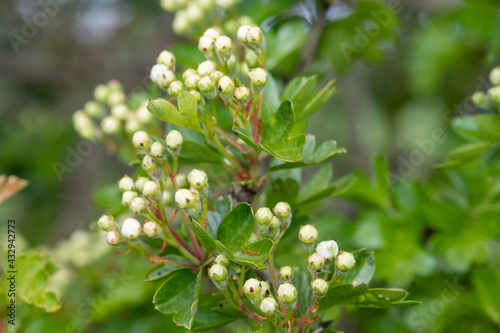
xmin=209 ymin=253 xmax=229 ymax=290
xmin=472 ymin=67 xmax=500 ymax=109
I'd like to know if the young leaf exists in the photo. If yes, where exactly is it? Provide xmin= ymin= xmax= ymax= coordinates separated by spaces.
xmin=298 ymin=164 xmax=336 ymax=205
xmin=299 ymin=79 xmax=336 ymax=118
xmin=147 ymin=94 xmax=204 ymax=133
xmin=233 ymin=126 xmax=261 ymax=151
xmin=179 ymin=141 xmax=222 ymax=164
xmin=260 ymin=100 xmax=306 ymax=162
xmin=217 ymin=203 xmax=254 ymax=252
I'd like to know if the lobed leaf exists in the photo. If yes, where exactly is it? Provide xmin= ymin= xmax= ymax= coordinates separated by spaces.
xmin=147 ymin=93 xmax=204 ymax=133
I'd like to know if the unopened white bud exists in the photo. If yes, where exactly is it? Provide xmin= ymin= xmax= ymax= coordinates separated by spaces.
xmin=157 ymin=50 xmax=176 ymax=69
xmin=135 ymin=177 xmax=149 ymax=192
xmin=209 ymin=264 xmax=228 ymax=282
xmin=143 ymin=221 xmax=163 ymax=238
xmin=255 ymin=207 xmax=273 ymax=226
xmin=98 ymin=215 xmax=114 ymax=231
xmin=108 ymin=91 xmax=126 ymax=106
xmin=472 ymin=91 xmax=486 ymax=106
xmin=182 ymin=69 xmax=198 ymax=81
xmin=94 ymin=84 xmax=110 ymax=102
xmin=151 ymin=64 xmax=175 ymax=89
xmin=141 ymin=155 xmax=157 ymax=172
xmin=130 ymin=197 xmax=146 ymax=214
xmin=203 ymin=27 xmax=220 ymax=40
xmin=299 ymin=225 xmax=318 ymax=245
xmin=243 ymin=278 xmax=262 ymax=300
xmin=218 ymin=76 xmax=235 ymax=95
xmin=487 ymin=86 xmax=500 ymax=103
xmin=121 ymin=191 xmax=138 ymax=207
xmin=269 ymin=216 xmax=280 ymax=230
xmin=111 ymin=104 xmax=129 ymax=120
xmin=245 ymin=50 xmax=259 ymax=68
xmin=118 ymin=176 xmax=135 ymax=192
xmin=249 ymin=68 xmax=268 ymax=87
xmin=489 ymin=66 xmax=500 ymax=86
xmin=172 ymin=11 xmax=189 ymax=35
xmin=237 ymin=25 xmax=252 ymax=42
xmin=274 ymin=202 xmax=291 ymax=219
xmin=260 ymin=281 xmax=271 ymax=297
xmin=125 ymin=114 xmax=141 ymax=134
xmin=105 ymin=230 xmax=122 ymax=246
xmin=175 ymin=173 xmax=188 ymax=188
xmin=162 ymin=190 xmax=173 ymax=205
xmin=185 ymin=73 xmax=201 ymax=90
xmin=316 ymin=240 xmax=339 ymax=262
xmin=246 ymin=27 xmax=263 ymax=44
xmin=143 ymin=181 xmax=159 ymax=198
xmin=168 ymin=80 xmax=184 ymax=97
xmin=215 ymin=36 xmax=233 ymax=54
xmin=277 ymin=283 xmax=298 ymax=306
xmin=121 ymin=218 xmax=142 ymax=240
xmin=185 ymin=4 xmax=203 ymax=22
xmin=234 ymin=86 xmax=250 ymax=105
xmin=335 ymin=251 xmax=356 ymax=272
xmin=260 ymin=297 xmax=278 ymax=316
xmin=214 ymin=254 xmax=230 ymax=267
xmin=107 ymin=80 xmax=123 ymax=92
xmin=166 ymin=130 xmax=183 ymax=150
xmin=311 ymin=278 xmax=328 ymax=298
xmin=188 ymin=169 xmax=208 ymax=189
xmin=198 ymin=61 xmax=216 ymax=77
xmin=189 ymin=90 xmax=202 ymax=103
xmin=198 ymin=76 xmax=216 ymax=93
xmin=101 ymin=116 xmax=121 ymax=134
xmin=150 ymin=141 xmax=165 ymax=158
xmin=84 ymin=101 xmax=104 ymax=118
xmin=175 ymin=189 xmax=195 ymax=209
xmin=135 ymin=101 xmax=152 ymax=123
xmin=308 ymin=253 xmax=325 ymax=271
xmin=133 ymin=131 xmax=150 ymax=150
xmin=279 ymin=266 xmax=294 ymax=282
xmin=198 ymin=36 xmax=214 ymax=54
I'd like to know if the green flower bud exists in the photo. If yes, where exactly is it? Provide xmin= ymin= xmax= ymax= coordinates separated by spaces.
xmin=168 ymin=80 xmax=184 ymax=97
xmin=246 ymin=26 xmax=263 ymax=44
xmin=182 ymin=69 xmax=198 ymax=81
xmin=105 ymin=230 xmax=122 ymax=246
xmin=489 ymin=66 xmax=500 ymax=86
xmin=245 ymin=50 xmax=259 ymax=68
xmin=141 ymin=155 xmax=157 ymax=172
xmin=94 ymin=84 xmax=110 ymax=102
xmin=260 ymin=297 xmax=278 ymax=316
xmin=471 ymin=91 xmax=486 ymax=106
xmin=175 ymin=188 xmax=196 ymax=209
xmin=209 ymin=264 xmax=228 ymax=282
xmin=311 ymin=278 xmax=328 ymax=298
xmin=249 ymin=68 xmax=268 ymax=87
xmin=269 ymin=216 xmax=280 ymax=230
xmin=121 ymin=191 xmax=138 ymax=207
xmin=166 ymin=130 xmax=183 ymax=151
xmin=98 ymin=215 xmax=114 ymax=231
xmin=100 ymin=116 xmax=120 ymax=135
xmin=84 ymin=101 xmax=104 ymax=118
xmin=260 ymin=281 xmax=271 ymax=297
xmin=214 ymin=36 xmax=233 ymax=54
xmin=188 ymin=169 xmax=208 ymax=189
xmin=277 ymin=283 xmax=298 ymax=307
xmin=185 ymin=4 xmax=203 ymax=22
xmin=121 ymin=218 xmax=142 ymax=240
xmin=274 ymin=201 xmax=291 ymax=219
xmin=107 ymin=80 xmax=123 ymax=92
xmin=150 ymin=64 xmax=176 ymax=88
xmin=316 ymin=240 xmax=339 ymax=263
xmin=157 ymin=50 xmax=176 ymax=69
xmin=237 ymin=25 xmax=252 ymax=42
xmin=132 ymin=131 xmax=150 ymax=150
xmin=308 ymin=253 xmax=325 ymax=271
xmin=189 ymin=89 xmax=202 ymax=103
xmin=198 ymin=36 xmax=215 ymax=54
xmin=243 ymin=278 xmax=262 ymax=306
xmin=130 ymin=197 xmax=146 ymax=214
xmin=198 ymin=60 xmax=216 ymax=76
xmin=108 ymin=91 xmax=126 ymax=106
xmin=209 ymin=70 xmax=223 ymax=83
xmin=185 ymin=73 xmax=201 ymax=90
xmin=135 ymin=177 xmax=149 ymax=192
xmin=162 ymin=190 xmax=173 ymax=205
xmin=487 ymin=86 xmax=500 ymax=103
xmin=175 ymin=173 xmax=188 ymax=188
xmin=150 ymin=141 xmax=165 ymax=158
xmin=203 ymin=27 xmax=220 ymax=40
xmin=214 ymin=254 xmax=230 ymax=267
xmin=198 ymin=76 xmax=216 ymax=93
xmin=234 ymin=86 xmax=250 ymax=105
xmin=119 ymin=175 xmax=135 ymax=192
xmin=335 ymin=251 xmax=356 ymax=272
xmin=299 ymin=225 xmax=318 ymax=245
xmin=255 ymin=207 xmax=273 ymax=226
xmin=279 ymin=266 xmax=294 ymax=282
xmin=111 ymin=104 xmax=129 ymax=120
xmin=143 ymin=181 xmax=159 ymax=198
xmin=143 ymin=221 xmax=163 ymax=238
xmin=218 ymin=76 xmax=235 ymax=95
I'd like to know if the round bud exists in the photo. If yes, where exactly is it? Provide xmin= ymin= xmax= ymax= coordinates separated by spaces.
xmin=143 ymin=181 xmax=159 ymax=198
xmin=489 ymin=66 xmax=500 ymax=86
xmin=471 ymin=91 xmax=486 ymax=106
xmin=249 ymin=68 xmax=268 ymax=87
xmin=121 ymin=191 xmax=138 ymax=207
xmin=108 ymin=91 xmax=126 ymax=106
xmin=255 ymin=207 xmax=273 ymax=226
xmin=172 ymin=10 xmax=189 ymax=35
xmin=150 ymin=142 xmax=165 ymax=158
xmin=143 ymin=221 xmax=163 ymax=238
xmin=260 ymin=281 xmax=271 ymax=297
xmin=105 ymin=230 xmax=122 ymax=246
xmin=214 ymin=36 xmax=233 ymax=53
xmin=260 ymin=297 xmax=278 ymax=316
xmin=308 ymin=253 xmax=326 ymax=271
xmin=277 ymin=283 xmax=298 ymax=305
xmin=175 ymin=189 xmax=195 ymax=209
xmin=487 ymin=86 xmax=500 ymax=103
xmin=125 ymin=114 xmax=141 ymax=134
xmin=118 ymin=175 xmax=135 ymax=192
xmin=84 ymin=101 xmax=104 ymax=118
xmin=299 ymin=225 xmax=318 ymax=245
xmin=234 ymin=86 xmax=250 ymax=104
xmin=184 ymin=73 xmax=201 ymax=90
xmin=176 ymin=173 xmax=188 ymax=188
xmin=166 ymin=130 xmax=183 ymax=150
xmin=98 ymin=215 xmax=114 ymax=231
xmin=150 ymin=64 xmax=175 ymax=89
xmin=111 ymin=104 xmax=129 ymax=120
xmin=335 ymin=251 xmax=356 ymax=272
xmin=101 ymin=116 xmax=120 ymax=134
xmin=168 ymin=80 xmax=184 ymax=97
xmin=210 ymin=70 xmax=224 ymax=83
xmin=214 ymin=254 xmax=230 ymax=267
xmin=130 ymin=197 xmax=146 ymax=214
xmin=135 ymin=177 xmax=149 ymax=192
xmin=311 ymin=278 xmax=328 ymax=298
xmin=269 ymin=216 xmax=280 ymax=230
xmin=157 ymin=50 xmax=176 ymax=69
xmin=121 ymin=218 xmax=142 ymax=240
xmin=107 ymin=80 xmax=123 ymax=92
xmin=243 ymin=278 xmax=262 ymax=296
xmin=208 ymin=264 xmax=228 ymax=282
xmin=237 ymin=25 xmax=252 ymax=42
xmin=188 ymin=169 xmax=208 ymax=189
xmin=189 ymin=90 xmax=202 ymax=103
xmin=182 ymin=69 xmax=197 ymax=81
xmin=162 ymin=190 xmax=173 ymax=205
xmin=279 ymin=266 xmax=294 ymax=282
xmin=274 ymin=202 xmax=291 ymax=219
xmin=198 ymin=36 xmax=214 ymax=53
xmin=246 ymin=27 xmax=263 ymax=44
xmin=198 ymin=0 xmax=214 ymax=12
xmin=198 ymin=76 xmax=216 ymax=93
xmin=198 ymin=61 xmax=216 ymax=76
xmin=94 ymin=84 xmax=109 ymax=102
xmin=316 ymin=240 xmax=339 ymax=262
xmin=132 ymin=131 xmax=150 ymax=150
xmin=218 ymin=76 xmax=235 ymax=94
xmin=203 ymin=27 xmax=220 ymax=40
xmin=141 ymin=155 xmax=157 ymax=172
xmin=185 ymin=4 xmax=203 ymax=22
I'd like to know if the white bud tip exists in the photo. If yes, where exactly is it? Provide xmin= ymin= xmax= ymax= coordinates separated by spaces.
xmin=336 ymin=251 xmax=356 ymax=272
xmin=316 ymin=240 xmax=339 ymax=261
xmin=299 ymin=225 xmax=318 ymax=245
xmin=277 ymin=283 xmax=298 ymax=304
xmin=243 ymin=278 xmax=262 ymax=295
xmin=166 ymin=130 xmax=183 ymax=150
xmin=121 ymin=218 xmax=142 ymax=240
xmin=132 ymin=131 xmax=150 ymax=150
xmin=209 ymin=264 xmax=228 ymax=282
xmin=188 ymin=169 xmax=208 ymax=189
xmin=175 ymin=189 xmax=195 ymax=209
xmin=274 ymin=201 xmax=291 ymax=218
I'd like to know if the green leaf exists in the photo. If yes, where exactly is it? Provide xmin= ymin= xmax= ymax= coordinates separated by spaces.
xmin=261 ymin=73 xmax=281 ymax=122
xmin=265 ymin=178 xmax=299 ymax=208
xmin=145 ymin=255 xmax=190 ymax=282
xmin=319 ymin=329 xmax=343 ymax=333
xmin=170 ymin=43 xmax=206 ymax=69
xmin=233 ymin=126 xmax=260 ymax=151
xmin=179 ymin=141 xmax=222 ymax=164
xmin=260 ymin=100 xmax=306 ymax=162
xmin=338 ymin=250 xmax=375 ymax=285
xmin=147 ymin=94 xmax=203 ymax=133
xmin=298 ymin=164 xmax=336 ymax=205
xmin=472 ymin=268 xmax=500 ymax=325
xmin=190 ymin=219 xmax=219 ymax=252
xmin=269 ymin=135 xmax=346 ymax=171
xmin=233 ymin=239 xmax=274 ymax=266
xmin=217 ymin=203 xmax=254 ymax=252
xmin=207 ymin=196 xmax=233 ymax=239
xmin=287 ymin=76 xmax=319 ymax=114
xmin=294 ymin=271 xmax=313 ymax=316
xmin=299 ymin=79 xmax=336 ymax=118
xmin=452 ymin=114 xmax=500 ymax=142
xmin=192 ymin=305 xmax=236 ymax=331
xmin=153 ymin=268 xmax=199 ymax=329
xmin=447 ymin=142 xmax=492 ymax=162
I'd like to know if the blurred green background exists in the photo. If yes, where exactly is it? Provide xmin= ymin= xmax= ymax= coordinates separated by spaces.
xmin=1 ymin=0 xmax=500 ymax=332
